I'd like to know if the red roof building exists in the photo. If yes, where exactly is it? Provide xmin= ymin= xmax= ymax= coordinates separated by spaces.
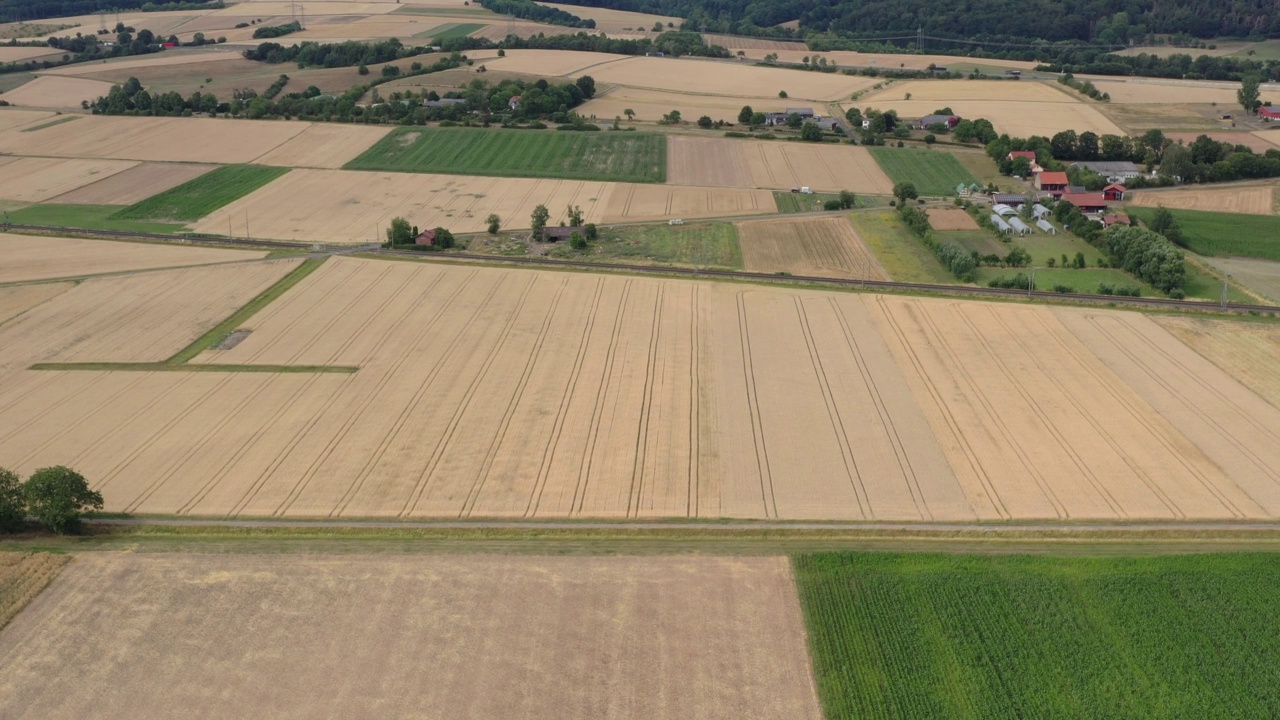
xmin=1103 ymin=183 xmax=1126 ymax=201
xmin=1060 ymin=193 xmax=1108 ymax=212
xmin=1102 ymin=213 xmax=1130 ymax=227
xmin=414 ymin=229 xmax=436 ymax=246
xmin=1035 ymin=171 xmax=1070 ymax=195
xmin=1007 ymin=150 xmax=1036 ymax=161
xmin=1260 ymin=107 xmax=1280 ymax=121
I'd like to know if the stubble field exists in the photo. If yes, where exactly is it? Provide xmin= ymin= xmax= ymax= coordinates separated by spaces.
xmin=927 ymin=207 xmax=981 ymax=230
xmin=0 ymin=114 xmax=308 ymax=163
xmin=579 ymin=87 xmax=812 ymax=124
xmin=1129 ymin=184 xmax=1275 ymax=215
xmin=0 ymin=157 xmax=138 ymax=202
xmin=0 ymin=76 xmax=114 ymax=108
xmin=736 ymin=216 xmax=888 ymax=280
xmin=250 ymin=123 xmax=392 ymax=169
xmin=666 ymin=137 xmax=894 ymax=193
xmin=0 ymin=553 xmax=821 ymax=720
xmin=855 ymin=80 xmax=1124 ymax=136
xmin=570 ymin=56 xmax=879 ymax=100
xmin=2 ymin=254 xmax=1279 ymax=520
xmin=0 ymin=234 xmax=265 ymax=283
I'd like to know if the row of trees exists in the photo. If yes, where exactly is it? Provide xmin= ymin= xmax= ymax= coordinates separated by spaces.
xmin=0 ymin=466 xmax=103 ymax=535
xmin=243 ymin=37 xmax=422 ymax=67
xmin=892 ymin=183 xmax=979 ymax=282
xmin=476 ymin=0 xmax=596 ymax=28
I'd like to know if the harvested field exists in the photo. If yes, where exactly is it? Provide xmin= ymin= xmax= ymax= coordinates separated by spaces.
xmin=855 ymin=81 xmax=1123 ymax=137
xmin=0 ymin=108 xmax=53 ymax=131
xmin=736 ymin=216 xmax=888 ymax=280
xmin=571 ymin=56 xmax=880 ymax=100
xmin=0 ymin=283 xmax=71 ymax=325
xmin=254 ymin=124 xmax=392 ymax=168
xmin=471 ymin=49 xmax=631 ymax=77
xmin=0 ymin=234 xmax=265 ymax=283
xmin=38 ymin=49 xmax=242 ymax=76
xmin=1129 ymin=184 xmax=1275 ymax=215
xmin=600 ymin=184 xmax=775 ymax=223
xmin=1200 ymin=256 xmax=1280 ymax=304
xmin=211 ymin=1 xmax=401 ymax=14
xmin=539 ymin=2 xmax=681 ymax=32
xmin=1167 ymin=131 xmax=1280 ymax=152
xmin=0 ymin=75 xmax=113 ymax=108
xmin=0 ymin=553 xmax=70 ymax=631
xmin=1153 ymin=315 xmax=1280 ymax=408
xmin=702 ymin=34 xmax=806 ymax=51
xmin=927 ymin=207 xmax=981 ymax=230
xmin=0 ymin=46 xmax=61 ymax=62
xmin=48 ymin=162 xmax=217 ymax=205
xmin=188 ymin=169 xmax=610 ymax=240
xmin=1088 ymin=77 xmax=1280 ymax=105
xmin=666 ymin=137 xmax=894 ymax=193
xmin=0 ymin=258 xmax=298 ymax=371
xmin=740 ymin=50 xmax=1036 ymax=71
xmin=862 ymin=79 xmax=1073 ymax=104
xmin=0 ymin=554 xmax=821 ymax=720
xmin=0 ymin=114 xmax=308 ymax=163
xmin=0 ymin=157 xmax=137 ymax=202
xmin=467 ymin=21 xmax=567 ymax=41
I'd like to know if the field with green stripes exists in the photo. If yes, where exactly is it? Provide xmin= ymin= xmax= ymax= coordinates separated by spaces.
xmin=112 ymin=165 xmax=289 ymax=222
xmin=868 ymin=147 xmax=978 ymax=196
xmin=345 ymin=127 xmax=666 ymax=183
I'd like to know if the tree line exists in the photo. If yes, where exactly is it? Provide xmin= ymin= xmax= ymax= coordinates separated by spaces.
xmin=2 ymin=22 xmax=221 ymax=75
xmin=0 ymin=466 xmax=103 ymax=535
xmin=475 ymin=0 xmax=596 ymax=28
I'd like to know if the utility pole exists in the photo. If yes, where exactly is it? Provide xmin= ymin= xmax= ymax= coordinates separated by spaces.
xmin=1029 ymin=268 xmax=1035 ymax=298
xmin=1222 ymin=274 xmax=1230 ymax=307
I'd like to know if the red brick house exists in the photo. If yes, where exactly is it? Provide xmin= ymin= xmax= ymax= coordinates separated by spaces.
xmin=1060 ymin=192 xmax=1108 ymax=213
xmin=1035 ymin=171 xmax=1069 ymax=196
xmin=414 ymin=229 xmax=436 ymax=246
xmin=1103 ymin=183 xmax=1126 ymax=201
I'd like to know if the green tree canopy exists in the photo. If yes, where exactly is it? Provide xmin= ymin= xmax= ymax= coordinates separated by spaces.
xmin=23 ymin=466 xmax=102 ymax=535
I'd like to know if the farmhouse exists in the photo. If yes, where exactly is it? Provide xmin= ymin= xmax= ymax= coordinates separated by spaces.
xmin=1072 ymin=160 xmax=1141 ymax=183
xmin=508 ymin=95 xmax=522 ymax=111
xmin=1060 ymin=192 xmax=1108 ymax=213
xmin=414 ymin=229 xmax=436 ymax=246
xmin=1006 ymin=150 xmax=1042 ymax=174
xmin=1259 ymin=107 xmax=1280 ymax=121
xmin=1035 ymin=171 xmax=1069 ymax=196
xmin=918 ymin=114 xmax=959 ymax=130
xmin=1102 ymin=213 xmax=1130 ymax=227
xmin=541 ymin=225 xmax=587 ymax=241
xmin=1103 ymin=183 xmax=1126 ymax=201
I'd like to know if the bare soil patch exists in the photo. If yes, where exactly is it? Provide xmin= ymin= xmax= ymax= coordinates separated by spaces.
xmin=49 ymin=162 xmax=217 ymax=205
xmin=0 ymin=554 xmax=821 ymax=720
xmin=0 ymin=233 xmax=265 ymax=282
xmin=1129 ymin=185 xmax=1275 ymax=215
xmin=0 ymin=157 xmax=138 ymax=202
xmin=737 ymin=215 xmax=888 ymax=280
xmin=927 ymin=207 xmax=981 ymax=230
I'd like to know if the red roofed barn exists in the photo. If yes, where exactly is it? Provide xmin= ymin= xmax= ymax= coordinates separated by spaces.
xmin=1035 ymin=171 xmax=1069 ymax=196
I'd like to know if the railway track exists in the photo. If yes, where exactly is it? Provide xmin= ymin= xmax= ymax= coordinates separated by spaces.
xmin=7 ymin=221 xmax=1278 ymax=314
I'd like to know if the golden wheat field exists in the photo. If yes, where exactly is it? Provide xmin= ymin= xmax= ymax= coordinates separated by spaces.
xmin=736 ymin=216 xmax=888 ymax=280
xmin=2 ymin=252 xmax=1280 ymax=520
xmin=0 ymin=109 xmax=55 ymax=131
xmin=665 ymin=137 xmax=893 ymax=193
xmin=571 ymin=56 xmax=880 ymax=101
xmin=0 ymin=158 xmax=139 ymax=203
xmin=0 ymin=114 xmax=308 ymax=163
xmin=0 ymin=234 xmax=265 ymax=283
xmin=0 ymin=76 xmax=114 ymax=109
xmin=49 ymin=162 xmax=217 ymax=205
xmin=0 ymin=553 xmax=70 ymax=630
xmin=252 ymin=124 xmax=392 ymax=169
xmin=1129 ymin=184 xmax=1275 ymax=215
xmin=0 ymin=554 xmax=821 ymax=720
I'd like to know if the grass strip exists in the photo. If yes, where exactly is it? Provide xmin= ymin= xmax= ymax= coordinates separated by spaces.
xmin=112 ymin=165 xmax=289 ymax=222
xmin=5 ymin=204 xmax=185 ymax=234
xmin=167 ymin=256 xmax=325 ymax=363
xmin=21 ymin=115 xmax=79 ymax=132
xmin=1127 ymin=206 xmax=1280 ymax=261
xmin=30 ymin=362 xmax=357 ymax=373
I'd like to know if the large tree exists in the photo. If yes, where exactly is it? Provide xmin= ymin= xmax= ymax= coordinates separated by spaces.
xmin=0 ymin=467 xmax=25 ymax=533
xmin=23 ymin=466 xmax=102 ymax=535
xmin=530 ymin=204 xmax=550 ymax=239
xmin=1239 ymin=74 xmax=1262 ymax=114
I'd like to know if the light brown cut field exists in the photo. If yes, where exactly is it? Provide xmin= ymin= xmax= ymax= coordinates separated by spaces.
xmin=539 ymin=2 xmax=681 ymax=32
xmin=1086 ymin=77 xmax=1280 ymax=105
xmin=0 ymin=553 xmax=70 ymax=631
xmin=0 ymin=46 xmax=62 ymax=62
xmin=39 ymin=48 xmax=241 ymax=76
xmin=0 ymin=233 xmax=265 ymax=283
xmin=48 ymin=162 xmax=217 ymax=205
xmin=599 ymin=183 xmax=776 ymax=224
xmin=0 ymin=157 xmax=138 ymax=202
xmin=471 ymin=49 xmax=632 ymax=77
xmin=467 ymin=21 xmax=567 ymax=41
xmin=0 ymin=75 xmax=113 ymax=108
xmin=0 ymin=114 xmax=308 ymax=163
xmin=210 ymin=0 xmax=400 ymax=14
xmin=0 ymin=553 xmax=821 ymax=720
xmin=0 ymin=108 xmax=55 ymax=131
xmin=187 ymin=168 xmax=612 ymax=241
xmin=0 ymin=259 xmax=297 ymax=371
xmin=737 ymin=216 xmax=888 ymax=280
xmin=702 ymin=34 xmax=806 ymax=51
xmin=1152 ymin=315 xmax=1280 ymax=408
xmin=860 ymin=79 xmax=1072 ymax=103
xmin=0 ymin=283 xmax=71 ymax=325
xmin=1129 ymin=184 xmax=1275 ymax=215
xmin=665 ymin=136 xmax=894 ymax=193
xmin=252 ymin=123 xmax=392 ymax=168
xmin=3 ymin=255 xmax=1278 ymax=520
xmin=570 ymin=56 xmax=880 ymax=101
xmin=927 ymin=207 xmax=981 ymax=230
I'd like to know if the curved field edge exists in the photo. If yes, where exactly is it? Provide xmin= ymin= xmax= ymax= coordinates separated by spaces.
xmin=344 ymin=127 xmax=668 ymax=183
xmin=0 ymin=553 xmax=71 ymax=631
xmin=793 ymin=551 xmax=1280 ymax=720
xmin=112 ymin=165 xmax=291 ymax=222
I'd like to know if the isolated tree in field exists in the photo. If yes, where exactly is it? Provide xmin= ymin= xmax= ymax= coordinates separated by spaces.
xmin=778 ymin=90 xmax=788 ymax=98
xmin=624 ymin=108 xmax=635 ymax=121
xmin=1239 ymin=74 xmax=1262 ymax=114
xmin=0 ymin=467 xmax=25 ymax=533
xmin=486 ymin=213 xmax=501 ymax=234
xmin=530 ymin=204 xmax=550 ymax=239
xmin=433 ymin=227 xmax=455 ymax=249
xmin=838 ymin=190 xmax=857 ymax=209
xmin=800 ymin=121 xmax=822 ymax=142
xmin=738 ymin=105 xmax=753 ymax=124
xmin=566 ymin=205 xmax=585 ymax=227
xmin=385 ymin=216 xmax=413 ymax=245
xmin=893 ymin=182 xmax=918 ymax=204
xmin=23 ymin=466 xmax=102 ymax=535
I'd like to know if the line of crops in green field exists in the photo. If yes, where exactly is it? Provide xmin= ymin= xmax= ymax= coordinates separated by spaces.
xmin=113 ymin=165 xmax=289 ymax=221
xmin=794 ymin=552 xmax=1280 ymax=720
xmin=345 ymin=127 xmax=667 ymax=183
xmin=868 ymin=147 xmax=977 ymax=196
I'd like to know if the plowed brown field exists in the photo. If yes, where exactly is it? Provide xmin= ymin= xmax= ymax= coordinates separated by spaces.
xmin=0 ymin=554 xmax=821 ymax=720
xmin=2 ymin=255 xmax=1277 ymax=520
xmin=928 ymin=207 xmax=981 ymax=230
xmin=48 ymin=162 xmax=216 ymax=205
xmin=737 ymin=216 xmax=888 ymax=280
xmin=1129 ymin=185 xmax=1275 ymax=215
xmin=0 ymin=233 xmax=265 ymax=282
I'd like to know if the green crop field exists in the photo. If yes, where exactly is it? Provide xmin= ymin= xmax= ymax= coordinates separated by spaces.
xmin=794 ymin=552 xmax=1280 ymax=720
xmin=868 ymin=147 xmax=978 ymax=197
xmin=6 ymin=204 xmax=183 ymax=234
xmin=412 ymin=22 xmax=485 ymax=40
xmin=345 ymin=127 xmax=667 ymax=183
xmin=1127 ymin=207 xmax=1280 ymax=261
xmin=112 ymin=165 xmax=289 ymax=222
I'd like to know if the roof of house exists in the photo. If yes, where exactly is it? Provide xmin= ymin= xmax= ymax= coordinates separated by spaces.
xmin=1060 ymin=192 xmax=1108 ymax=208
xmin=424 ymin=98 xmax=466 ymax=107
xmin=1261 ymin=106 xmax=1280 ymax=117
xmin=786 ymin=107 xmax=814 ymax=115
xmin=1038 ymin=171 xmax=1069 ymax=185
xmin=1102 ymin=213 xmax=1130 ymax=226
xmin=993 ymin=193 xmax=1028 ymax=203
xmin=919 ymin=114 xmax=957 ymax=126
xmin=1103 ymin=183 xmax=1126 ymax=191
xmin=1008 ymin=150 xmax=1036 ymax=160
xmin=542 ymin=225 xmax=586 ymax=239
xmin=1071 ymin=160 xmax=1140 ymax=173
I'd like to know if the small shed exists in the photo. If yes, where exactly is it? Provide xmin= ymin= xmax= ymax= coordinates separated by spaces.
xmin=1103 ymin=183 xmax=1126 ymax=201
xmin=990 ymin=215 xmax=1014 ymax=234
xmin=414 ymin=229 xmax=436 ymax=246
xmin=541 ymin=225 xmax=586 ymax=242
xmin=1008 ymin=217 xmax=1032 ymax=236
xmin=1035 ymin=218 xmax=1057 ymax=234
